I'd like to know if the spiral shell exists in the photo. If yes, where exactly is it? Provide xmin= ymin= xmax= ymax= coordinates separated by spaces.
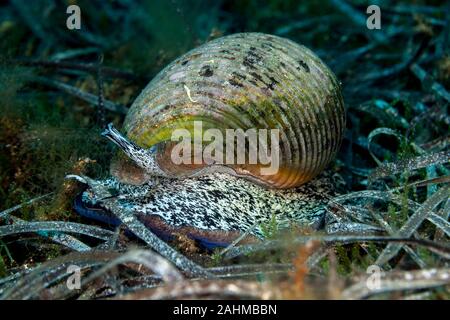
xmin=121 ymin=32 xmax=345 ymax=189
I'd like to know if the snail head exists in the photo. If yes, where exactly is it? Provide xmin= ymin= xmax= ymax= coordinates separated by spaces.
xmin=102 ymin=123 xmax=166 ymax=183
xmin=101 ymin=123 xmax=234 ymax=185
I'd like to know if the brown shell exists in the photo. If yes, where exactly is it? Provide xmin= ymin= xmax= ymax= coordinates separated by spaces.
xmin=121 ymin=33 xmax=345 ymax=188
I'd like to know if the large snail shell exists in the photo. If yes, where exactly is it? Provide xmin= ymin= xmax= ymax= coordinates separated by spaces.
xmin=120 ymin=33 xmax=345 ymax=189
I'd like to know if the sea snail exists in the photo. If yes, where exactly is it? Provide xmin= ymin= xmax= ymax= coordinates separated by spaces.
xmin=74 ymin=33 xmax=346 ymax=249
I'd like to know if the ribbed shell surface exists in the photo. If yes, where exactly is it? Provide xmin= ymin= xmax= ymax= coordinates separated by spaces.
xmin=123 ymin=33 xmax=345 ymax=188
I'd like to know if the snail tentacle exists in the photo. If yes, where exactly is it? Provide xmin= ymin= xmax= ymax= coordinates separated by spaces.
xmin=102 ymin=123 xmax=166 ymax=177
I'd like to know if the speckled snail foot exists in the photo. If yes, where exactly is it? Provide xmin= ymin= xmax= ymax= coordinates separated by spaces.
xmin=74 ymin=32 xmax=346 ymax=249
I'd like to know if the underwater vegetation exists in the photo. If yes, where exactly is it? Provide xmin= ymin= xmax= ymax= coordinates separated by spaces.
xmin=0 ymin=0 xmax=449 ymax=299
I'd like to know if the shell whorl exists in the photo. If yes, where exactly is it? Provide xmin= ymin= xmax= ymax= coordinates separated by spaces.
xmin=121 ymin=32 xmax=345 ymax=189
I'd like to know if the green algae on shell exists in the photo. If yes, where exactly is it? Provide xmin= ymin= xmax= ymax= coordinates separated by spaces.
xmin=119 ymin=32 xmax=346 ymax=189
